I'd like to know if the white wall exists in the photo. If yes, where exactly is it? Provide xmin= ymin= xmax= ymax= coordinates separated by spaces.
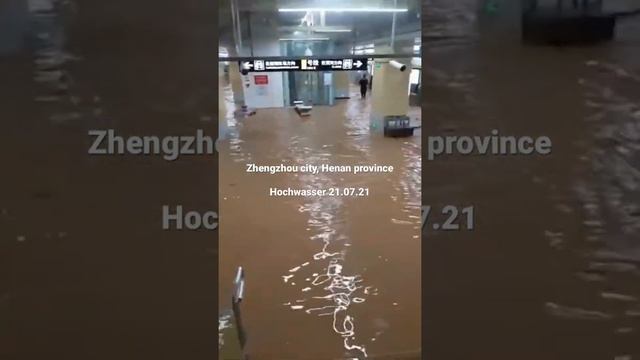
xmin=243 ymin=72 xmax=285 ymax=109
xmin=242 ymin=19 xmax=285 ymax=109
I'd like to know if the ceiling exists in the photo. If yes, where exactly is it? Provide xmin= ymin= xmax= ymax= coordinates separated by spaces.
xmin=219 ymin=0 xmax=421 ymax=55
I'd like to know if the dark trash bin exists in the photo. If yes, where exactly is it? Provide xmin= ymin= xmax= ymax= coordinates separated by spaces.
xmin=383 ymin=115 xmax=415 ymax=138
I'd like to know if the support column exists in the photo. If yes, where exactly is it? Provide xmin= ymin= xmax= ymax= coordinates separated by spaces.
xmin=228 ymin=62 xmax=245 ymax=104
xmin=370 ymin=59 xmax=411 ymax=132
xmin=218 ymin=63 xmax=229 ymax=142
xmin=334 ymin=71 xmax=350 ymax=99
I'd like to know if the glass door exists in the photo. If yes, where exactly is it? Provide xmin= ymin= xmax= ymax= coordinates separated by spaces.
xmin=282 ymin=40 xmax=335 ymax=106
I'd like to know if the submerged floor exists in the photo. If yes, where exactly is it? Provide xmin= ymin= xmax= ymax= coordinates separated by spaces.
xmin=423 ymin=0 xmax=640 ymax=358
xmin=218 ymin=87 xmax=421 ymax=359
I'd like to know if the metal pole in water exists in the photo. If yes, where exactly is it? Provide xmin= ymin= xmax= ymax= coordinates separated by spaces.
xmin=235 ymin=1 xmax=243 ymax=52
xmin=229 ymin=0 xmax=239 ymax=54
xmin=232 ymin=266 xmax=247 ymax=355
xmin=391 ymin=0 xmax=398 ymax=51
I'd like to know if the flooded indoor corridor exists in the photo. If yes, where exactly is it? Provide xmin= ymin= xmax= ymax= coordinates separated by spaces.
xmin=423 ymin=0 xmax=640 ymax=358
xmin=218 ymin=86 xmax=421 ymax=359
xmin=9 ymin=0 xmax=640 ymax=358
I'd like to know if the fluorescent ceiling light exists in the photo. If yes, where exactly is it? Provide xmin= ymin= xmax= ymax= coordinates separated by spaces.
xmin=279 ymin=37 xmax=330 ymax=41
xmin=279 ymin=8 xmax=408 ymax=13
xmin=314 ymin=29 xmax=352 ymax=33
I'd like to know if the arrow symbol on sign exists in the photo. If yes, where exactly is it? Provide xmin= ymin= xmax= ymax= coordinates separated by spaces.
xmin=242 ymin=62 xmax=254 ymax=69
xmin=354 ymin=60 xmax=363 ymax=68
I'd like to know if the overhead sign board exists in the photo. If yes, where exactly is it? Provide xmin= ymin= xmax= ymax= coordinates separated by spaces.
xmin=239 ymin=58 xmax=369 ymax=73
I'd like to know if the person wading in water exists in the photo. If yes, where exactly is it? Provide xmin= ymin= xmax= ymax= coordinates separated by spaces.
xmin=359 ymin=74 xmax=369 ymax=99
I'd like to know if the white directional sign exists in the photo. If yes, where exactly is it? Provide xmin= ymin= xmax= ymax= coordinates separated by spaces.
xmin=238 ymin=58 xmax=370 ymax=73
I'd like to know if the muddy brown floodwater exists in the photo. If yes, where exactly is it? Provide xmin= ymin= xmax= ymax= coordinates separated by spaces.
xmin=423 ymin=0 xmax=640 ymax=359
xmin=1 ymin=1 xmax=218 ymax=359
xmin=218 ymin=85 xmax=422 ymax=359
